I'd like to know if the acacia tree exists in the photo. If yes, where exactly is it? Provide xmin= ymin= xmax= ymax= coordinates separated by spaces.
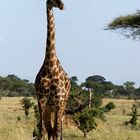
xmin=106 ymin=10 xmax=140 ymax=40
xmin=123 ymin=81 xmax=136 ymax=99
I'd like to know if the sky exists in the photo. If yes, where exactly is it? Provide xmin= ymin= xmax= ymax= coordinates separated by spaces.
xmin=0 ymin=0 xmax=140 ymax=87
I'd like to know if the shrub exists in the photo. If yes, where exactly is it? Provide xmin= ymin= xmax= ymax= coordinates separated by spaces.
xmin=73 ymin=108 xmax=100 ymax=138
xmin=17 ymin=116 xmax=21 ymax=121
xmin=21 ymin=97 xmax=34 ymax=119
xmin=124 ymin=104 xmax=138 ymax=128
xmin=104 ymin=102 xmax=115 ymax=112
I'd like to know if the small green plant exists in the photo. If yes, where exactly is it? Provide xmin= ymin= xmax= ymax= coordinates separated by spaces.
xmin=104 ymin=102 xmax=115 ymax=112
xmin=33 ymin=105 xmax=40 ymax=123
xmin=33 ymin=105 xmax=40 ymax=138
xmin=21 ymin=97 xmax=34 ymax=119
xmin=17 ymin=116 xmax=21 ymax=121
xmin=0 ymin=91 xmax=2 ymax=100
xmin=124 ymin=104 xmax=138 ymax=128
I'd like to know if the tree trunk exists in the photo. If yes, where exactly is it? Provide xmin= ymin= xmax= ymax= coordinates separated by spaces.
xmin=83 ymin=131 xmax=88 ymax=138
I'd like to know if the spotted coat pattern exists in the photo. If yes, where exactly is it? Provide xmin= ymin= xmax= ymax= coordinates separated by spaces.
xmin=35 ymin=0 xmax=71 ymax=140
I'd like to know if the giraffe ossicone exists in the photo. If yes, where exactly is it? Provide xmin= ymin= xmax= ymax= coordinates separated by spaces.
xmin=34 ymin=0 xmax=71 ymax=140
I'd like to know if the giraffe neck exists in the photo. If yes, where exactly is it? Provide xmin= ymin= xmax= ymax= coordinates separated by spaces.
xmin=44 ymin=6 xmax=57 ymax=63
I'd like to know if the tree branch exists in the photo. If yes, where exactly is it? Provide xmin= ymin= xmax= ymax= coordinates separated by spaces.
xmin=65 ymin=100 xmax=90 ymax=115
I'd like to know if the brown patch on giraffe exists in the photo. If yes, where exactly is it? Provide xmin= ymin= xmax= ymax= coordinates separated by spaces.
xmin=56 ymin=87 xmax=61 ymax=93
xmin=44 ymin=88 xmax=50 ymax=94
xmin=48 ymin=44 xmax=55 ymax=52
xmin=49 ymin=60 xmax=55 ymax=67
xmin=44 ymin=59 xmax=49 ymax=66
xmin=53 ymin=78 xmax=59 ymax=85
xmin=47 ymin=31 xmax=50 ymax=37
xmin=60 ymin=101 xmax=63 ymax=106
xmin=65 ymin=81 xmax=70 ymax=91
xmin=50 ymin=31 xmax=55 ymax=40
xmin=49 ymin=26 xmax=54 ymax=33
xmin=50 ymin=52 xmax=55 ymax=58
xmin=58 ymin=66 xmax=62 ymax=73
xmin=47 ymin=38 xmax=51 ymax=46
xmin=56 ymin=60 xmax=60 ymax=65
xmin=61 ymin=95 xmax=66 ymax=99
xmin=50 ymin=84 xmax=57 ymax=91
xmin=41 ymin=69 xmax=47 ymax=77
xmin=55 ymin=95 xmax=60 ymax=99
xmin=60 ymin=74 xmax=64 ymax=81
xmin=48 ymin=73 xmax=53 ymax=79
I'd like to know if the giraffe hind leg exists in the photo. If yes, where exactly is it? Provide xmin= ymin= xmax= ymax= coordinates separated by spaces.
xmin=53 ymin=108 xmax=64 ymax=140
xmin=43 ymin=105 xmax=54 ymax=140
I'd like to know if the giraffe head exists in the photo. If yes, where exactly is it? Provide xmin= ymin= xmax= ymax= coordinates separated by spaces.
xmin=47 ymin=0 xmax=64 ymax=10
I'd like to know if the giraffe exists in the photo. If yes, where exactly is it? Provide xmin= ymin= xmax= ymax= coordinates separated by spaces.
xmin=34 ymin=0 xmax=71 ymax=140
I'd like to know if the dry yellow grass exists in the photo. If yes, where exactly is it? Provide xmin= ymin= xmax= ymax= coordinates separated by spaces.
xmin=0 ymin=97 xmax=140 ymax=140
xmin=102 ymin=98 xmax=140 ymax=116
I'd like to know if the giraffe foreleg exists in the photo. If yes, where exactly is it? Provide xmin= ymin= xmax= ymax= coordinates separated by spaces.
xmin=37 ymin=96 xmax=47 ymax=140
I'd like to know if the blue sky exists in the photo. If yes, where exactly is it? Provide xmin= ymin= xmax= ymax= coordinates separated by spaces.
xmin=0 ymin=0 xmax=140 ymax=86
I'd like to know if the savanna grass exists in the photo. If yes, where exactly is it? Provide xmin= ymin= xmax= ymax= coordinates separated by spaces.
xmin=1 ymin=97 xmax=140 ymax=140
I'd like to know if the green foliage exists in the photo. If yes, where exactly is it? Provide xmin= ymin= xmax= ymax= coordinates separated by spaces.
xmin=33 ymin=105 xmax=40 ymax=139
xmin=33 ymin=127 xmax=40 ymax=139
xmin=130 ymin=104 xmax=137 ymax=127
xmin=124 ymin=81 xmax=135 ymax=89
xmin=73 ymin=106 xmax=106 ymax=138
xmin=21 ymin=97 xmax=34 ymax=119
xmin=107 ymin=10 xmax=140 ymax=39
xmin=33 ymin=105 xmax=40 ymax=124
xmin=124 ymin=104 xmax=138 ymax=128
xmin=91 ymin=93 xmax=103 ymax=108
xmin=67 ymin=76 xmax=91 ymax=111
xmin=104 ymin=102 xmax=115 ymax=112
xmin=81 ymin=75 xmax=116 ymax=98
xmin=0 ymin=92 xmax=2 ymax=100
xmin=17 ymin=116 xmax=21 ymax=121
xmin=0 ymin=75 xmax=35 ymax=97
xmin=81 ymin=80 xmax=95 ymax=89
xmin=73 ymin=108 xmax=98 ymax=137
xmin=0 ymin=74 xmax=139 ymax=100
xmin=86 ymin=75 xmax=106 ymax=83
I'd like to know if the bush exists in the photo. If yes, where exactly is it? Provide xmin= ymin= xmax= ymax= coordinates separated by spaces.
xmin=21 ymin=97 xmax=34 ymax=119
xmin=124 ymin=104 xmax=138 ymax=128
xmin=104 ymin=102 xmax=115 ymax=112
xmin=17 ymin=116 xmax=21 ymax=121
xmin=73 ymin=108 xmax=102 ymax=138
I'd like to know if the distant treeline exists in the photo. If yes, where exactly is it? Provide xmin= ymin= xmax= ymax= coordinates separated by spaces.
xmin=0 ymin=75 xmax=35 ymax=97
xmin=0 ymin=74 xmax=140 ymax=99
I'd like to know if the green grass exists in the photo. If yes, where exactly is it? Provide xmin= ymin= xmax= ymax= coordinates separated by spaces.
xmin=1 ymin=97 xmax=140 ymax=140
